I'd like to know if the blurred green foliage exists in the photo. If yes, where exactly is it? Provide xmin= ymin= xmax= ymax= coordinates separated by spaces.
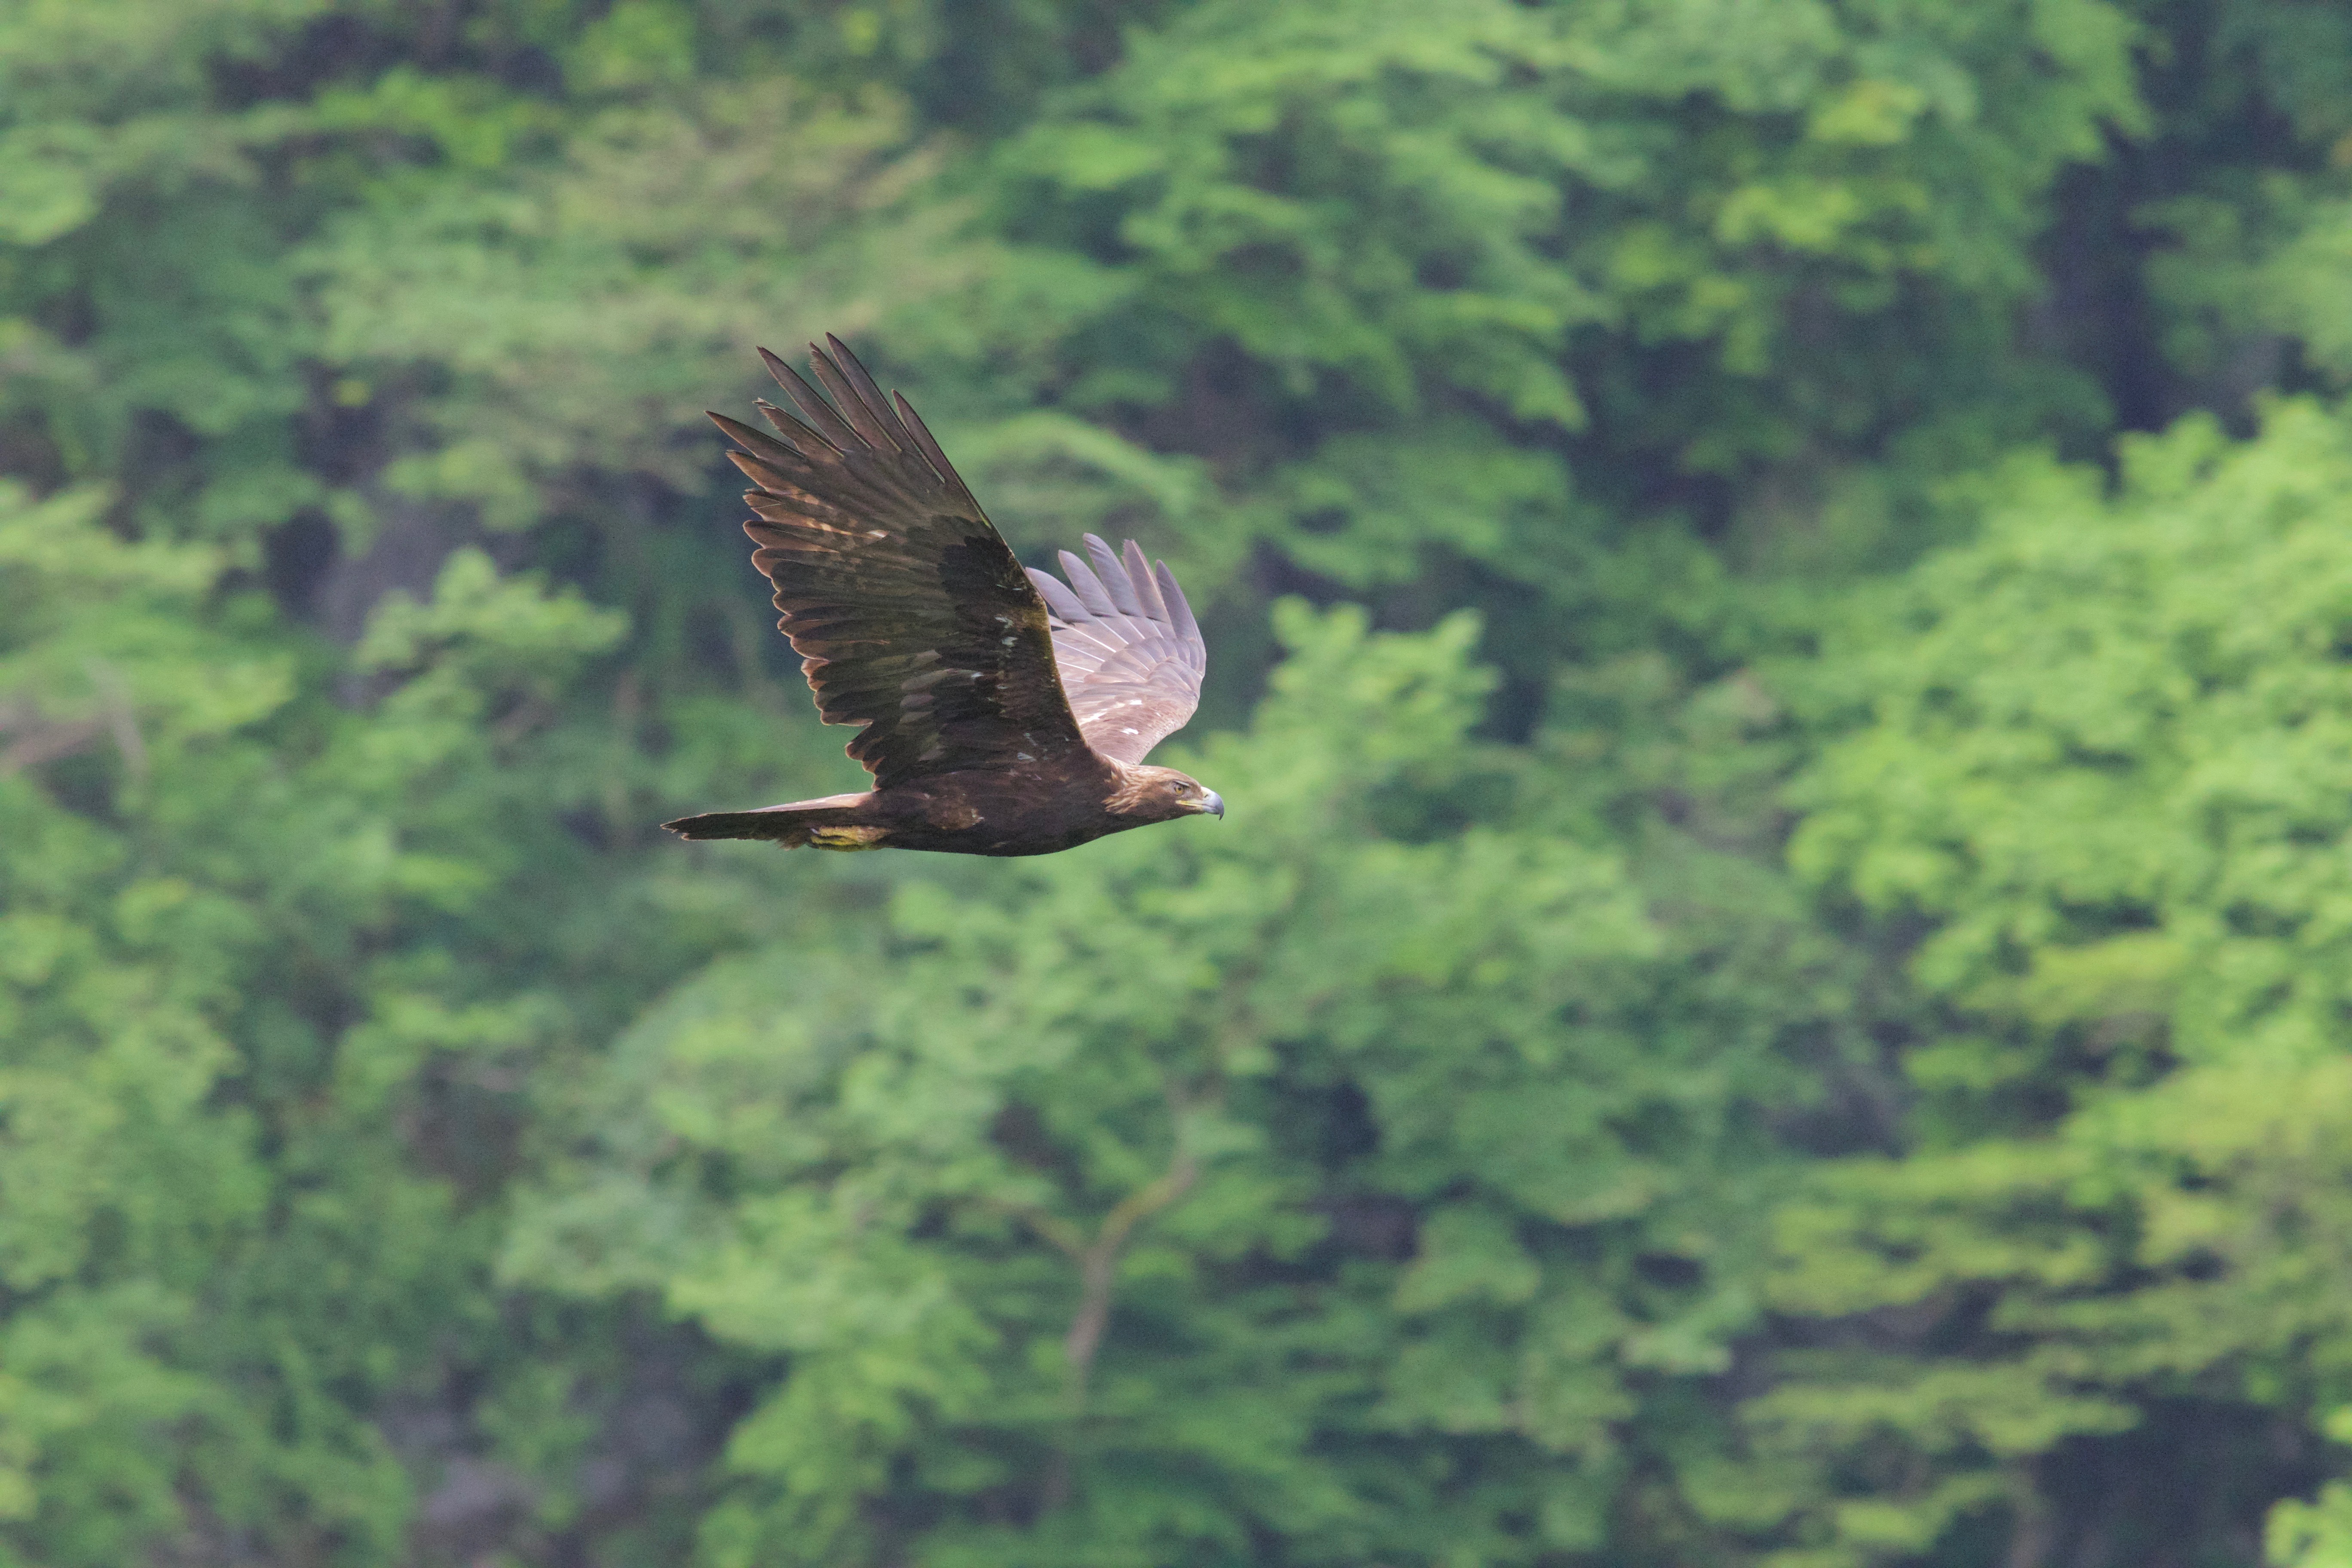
xmin=6 ymin=0 xmax=2352 ymax=1564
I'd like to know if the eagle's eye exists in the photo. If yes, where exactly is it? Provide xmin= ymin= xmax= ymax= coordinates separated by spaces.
xmin=1173 ymin=782 xmax=1191 ymax=795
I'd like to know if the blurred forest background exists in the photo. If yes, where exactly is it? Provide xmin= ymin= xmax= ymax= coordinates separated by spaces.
xmin=12 ymin=1 xmax=2352 ymax=1564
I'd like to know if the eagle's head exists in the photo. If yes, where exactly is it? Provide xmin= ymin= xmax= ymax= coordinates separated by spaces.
xmin=1111 ymin=763 xmax=1225 ymax=823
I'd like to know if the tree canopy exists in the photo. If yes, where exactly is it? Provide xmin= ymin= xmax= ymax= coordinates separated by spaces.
xmin=5 ymin=1 xmax=2352 ymax=1564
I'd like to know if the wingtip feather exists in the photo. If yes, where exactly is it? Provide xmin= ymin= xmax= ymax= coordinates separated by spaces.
xmin=1155 ymin=559 xmax=1203 ymax=655
xmin=894 ymin=390 xmax=960 ymax=488
xmin=1122 ymin=538 xmax=1170 ymax=620
xmin=711 ymin=408 xmax=808 ymax=466
xmin=757 ymin=348 xmax=859 ymax=452
xmin=808 ymin=336 xmax=913 ymax=455
xmin=1084 ymin=535 xmax=1148 ymax=618
xmin=1058 ymin=549 xmax=1121 ymax=619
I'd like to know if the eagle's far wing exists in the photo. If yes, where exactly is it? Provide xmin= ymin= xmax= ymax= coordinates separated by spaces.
xmin=714 ymin=337 xmax=1088 ymax=790
xmin=1026 ymin=536 xmax=1206 ymax=766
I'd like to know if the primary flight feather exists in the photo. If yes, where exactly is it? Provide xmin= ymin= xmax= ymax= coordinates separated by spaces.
xmin=662 ymin=336 xmax=1221 ymax=856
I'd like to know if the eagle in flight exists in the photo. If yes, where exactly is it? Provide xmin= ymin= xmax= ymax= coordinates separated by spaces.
xmin=663 ymin=337 xmax=1221 ymax=856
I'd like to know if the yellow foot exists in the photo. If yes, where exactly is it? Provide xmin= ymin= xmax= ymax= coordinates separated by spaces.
xmin=807 ymin=825 xmax=889 ymax=851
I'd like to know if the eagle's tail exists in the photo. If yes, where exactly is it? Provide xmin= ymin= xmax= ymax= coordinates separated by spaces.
xmin=661 ymin=792 xmax=886 ymax=851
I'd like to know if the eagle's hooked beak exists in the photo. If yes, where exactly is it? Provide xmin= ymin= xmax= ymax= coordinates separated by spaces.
xmin=1199 ymin=790 xmax=1225 ymax=819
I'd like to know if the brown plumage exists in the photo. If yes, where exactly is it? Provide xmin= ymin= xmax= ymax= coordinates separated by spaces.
xmin=662 ymin=336 xmax=1221 ymax=857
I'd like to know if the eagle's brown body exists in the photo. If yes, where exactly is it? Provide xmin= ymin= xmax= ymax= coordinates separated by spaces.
xmin=663 ymin=337 xmax=1220 ymax=857
xmin=669 ymin=758 xmax=1201 ymax=857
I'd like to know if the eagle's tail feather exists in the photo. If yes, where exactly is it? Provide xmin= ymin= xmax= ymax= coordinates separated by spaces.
xmin=661 ymin=793 xmax=884 ymax=850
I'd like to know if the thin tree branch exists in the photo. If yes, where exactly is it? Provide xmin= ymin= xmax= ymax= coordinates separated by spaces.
xmin=1035 ymin=1084 xmax=1204 ymax=1515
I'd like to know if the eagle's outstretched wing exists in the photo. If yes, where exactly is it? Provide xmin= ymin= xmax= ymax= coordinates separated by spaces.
xmin=713 ymin=337 xmax=1088 ymax=790
xmin=1026 ymin=536 xmax=1206 ymax=766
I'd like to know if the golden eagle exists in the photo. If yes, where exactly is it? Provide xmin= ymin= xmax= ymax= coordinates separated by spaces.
xmin=662 ymin=337 xmax=1221 ymax=856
